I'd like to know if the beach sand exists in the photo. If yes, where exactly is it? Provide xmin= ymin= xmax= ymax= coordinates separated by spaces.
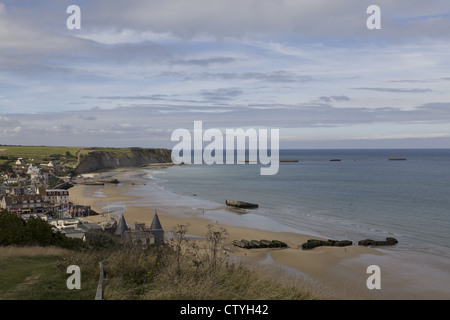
xmin=69 ymin=166 xmax=450 ymax=300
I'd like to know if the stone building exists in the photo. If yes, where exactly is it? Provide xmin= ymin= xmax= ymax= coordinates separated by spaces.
xmin=114 ymin=211 xmax=165 ymax=246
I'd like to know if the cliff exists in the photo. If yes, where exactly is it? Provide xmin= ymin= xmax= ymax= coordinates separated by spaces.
xmin=75 ymin=148 xmax=172 ymax=174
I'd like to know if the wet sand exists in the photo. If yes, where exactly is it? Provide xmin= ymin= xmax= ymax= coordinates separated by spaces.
xmin=69 ymin=166 xmax=450 ymax=300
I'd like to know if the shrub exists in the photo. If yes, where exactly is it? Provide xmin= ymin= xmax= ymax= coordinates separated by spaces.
xmin=24 ymin=216 xmax=54 ymax=246
xmin=0 ymin=211 xmax=26 ymax=245
xmin=0 ymin=211 xmax=84 ymax=249
xmin=84 ymin=230 xmax=117 ymax=249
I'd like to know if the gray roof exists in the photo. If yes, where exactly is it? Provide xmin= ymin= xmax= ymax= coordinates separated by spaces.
xmin=114 ymin=214 xmax=128 ymax=235
xmin=149 ymin=212 xmax=163 ymax=231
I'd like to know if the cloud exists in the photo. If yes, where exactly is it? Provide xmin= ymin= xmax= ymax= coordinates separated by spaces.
xmin=68 ymin=0 xmax=450 ymax=41
xmin=200 ymin=87 xmax=243 ymax=101
xmin=173 ymin=57 xmax=237 ymax=66
xmin=160 ymin=71 xmax=314 ymax=83
xmin=318 ymin=96 xmax=350 ymax=102
xmin=352 ymin=87 xmax=433 ymax=93
xmin=94 ymin=95 xmax=169 ymax=101
xmin=75 ymin=28 xmax=177 ymax=45
xmin=1 ymin=1 xmax=450 ymax=149
xmin=2 ymin=101 xmax=450 ymax=145
xmin=2 ymin=101 xmax=450 ymax=149
xmin=79 ymin=115 xmax=97 ymax=121
xmin=354 ymin=133 xmax=450 ymax=140
xmin=0 ymin=3 xmax=85 ymax=53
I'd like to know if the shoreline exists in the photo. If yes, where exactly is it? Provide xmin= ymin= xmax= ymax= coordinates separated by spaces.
xmin=70 ymin=166 xmax=450 ymax=300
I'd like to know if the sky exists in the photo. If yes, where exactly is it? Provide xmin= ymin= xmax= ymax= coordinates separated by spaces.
xmin=1 ymin=0 xmax=450 ymax=149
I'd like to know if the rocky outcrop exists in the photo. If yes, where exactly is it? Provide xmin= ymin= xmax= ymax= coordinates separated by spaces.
xmin=233 ymin=239 xmax=288 ymax=249
xmin=75 ymin=148 xmax=172 ymax=174
xmin=358 ymin=237 xmax=398 ymax=246
xmin=301 ymin=239 xmax=353 ymax=250
xmin=301 ymin=237 xmax=398 ymax=250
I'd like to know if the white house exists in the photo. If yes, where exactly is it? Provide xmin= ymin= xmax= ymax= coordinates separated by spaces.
xmin=27 ymin=164 xmax=40 ymax=175
xmin=37 ymin=187 xmax=70 ymax=207
xmin=47 ymin=160 xmax=56 ymax=167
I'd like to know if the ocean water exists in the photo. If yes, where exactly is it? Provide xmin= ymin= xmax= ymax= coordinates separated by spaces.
xmin=146 ymin=149 xmax=450 ymax=259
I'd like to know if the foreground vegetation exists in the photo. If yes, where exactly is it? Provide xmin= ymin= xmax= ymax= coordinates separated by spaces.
xmin=0 ymin=246 xmax=97 ymax=300
xmin=0 ymin=210 xmax=85 ymax=249
xmin=63 ymin=224 xmax=317 ymax=300
xmin=0 ymin=212 xmax=319 ymax=300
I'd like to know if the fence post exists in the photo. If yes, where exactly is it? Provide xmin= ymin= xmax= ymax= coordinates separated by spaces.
xmin=95 ymin=260 xmax=106 ymax=300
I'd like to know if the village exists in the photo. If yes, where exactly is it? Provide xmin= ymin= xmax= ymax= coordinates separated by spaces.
xmin=0 ymin=156 xmax=165 ymax=246
xmin=0 ymin=157 xmax=74 ymax=215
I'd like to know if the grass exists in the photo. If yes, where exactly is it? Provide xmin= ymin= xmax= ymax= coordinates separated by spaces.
xmin=0 ymin=146 xmax=83 ymax=169
xmin=0 ymin=246 xmax=98 ymax=300
xmin=60 ymin=225 xmax=321 ymax=300
xmin=0 ymin=146 xmax=137 ymax=171
xmin=0 ymin=246 xmax=70 ymax=258
xmin=0 ymin=226 xmax=323 ymax=300
xmin=79 ymin=147 xmax=137 ymax=160
xmin=0 ymin=146 xmax=82 ymax=158
xmin=0 ymin=145 xmax=144 ymax=165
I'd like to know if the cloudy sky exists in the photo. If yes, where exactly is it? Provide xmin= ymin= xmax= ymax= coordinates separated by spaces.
xmin=1 ymin=0 xmax=450 ymax=149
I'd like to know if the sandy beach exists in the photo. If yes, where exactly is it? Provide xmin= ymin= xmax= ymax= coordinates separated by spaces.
xmin=69 ymin=166 xmax=450 ymax=300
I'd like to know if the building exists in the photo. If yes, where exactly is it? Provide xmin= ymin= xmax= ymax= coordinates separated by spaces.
xmin=5 ymin=178 xmax=19 ymax=185
xmin=114 ymin=214 xmax=129 ymax=237
xmin=37 ymin=187 xmax=70 ymax=208
xmin=149 ymin=211 xmax=164 ymax=245
xmin=115 ymin=211 xmax=165 ymax=245
xmin=0 ymin=194 xmax=44 ymax=214
xmin=27 ymin=164 xmax=41 ymax=178
xmin=48 ymin=218 xmax=103 ymax=240
xmin=47 ymin=160 xmax=56 ymax=168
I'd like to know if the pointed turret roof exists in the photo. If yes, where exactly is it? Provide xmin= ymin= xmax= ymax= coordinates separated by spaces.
xmin=114 ymin=214 xmax=128 ymax=235
xmin=150 ymin=211 xmax=163 ymax=231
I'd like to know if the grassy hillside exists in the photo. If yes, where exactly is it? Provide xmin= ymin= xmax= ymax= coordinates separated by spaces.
xmin=0 ymin=146 xmax=78 ymax=165
xmin=0 ymin=146 xmax=171 ymax=170
xmin=0 ymin=146 xmax=82 ymax=158
xmin=0 ymin=246 xmax=97 ymax=300
xmin=0 ymin=145 xmax=131 ymax=161
xmin=0 ymin=225 xmax=322 ymax=300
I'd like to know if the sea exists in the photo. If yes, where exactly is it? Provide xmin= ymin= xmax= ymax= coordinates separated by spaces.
xmin=146 ymin=149 xmax=450 ymax=257
xmin=114 ymin=148 xmax=450 ymax=297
